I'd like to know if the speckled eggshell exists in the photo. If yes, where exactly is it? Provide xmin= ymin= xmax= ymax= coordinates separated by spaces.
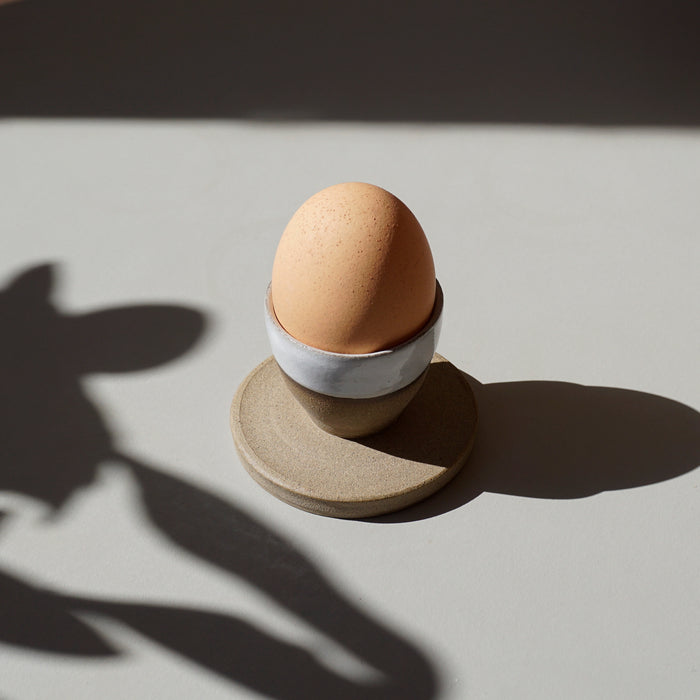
xmin=271 ymin=182 xmax=436 ymax=354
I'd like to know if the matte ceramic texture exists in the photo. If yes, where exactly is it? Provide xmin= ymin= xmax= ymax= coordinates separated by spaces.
xmin=264 ymin=281 xmax=443 ymax=399
xmin=280 ymin=364 xmax=429 ymax=438
xmin=230 ymin=354 xmax=478 ymax=519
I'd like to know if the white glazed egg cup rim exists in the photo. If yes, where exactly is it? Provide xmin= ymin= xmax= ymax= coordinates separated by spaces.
xmin=264 ymin=281 xmax=443 ymax=399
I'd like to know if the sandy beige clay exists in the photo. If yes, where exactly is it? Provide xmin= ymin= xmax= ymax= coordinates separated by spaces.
xmin=230 ymin=354 xmax=477 ymax=519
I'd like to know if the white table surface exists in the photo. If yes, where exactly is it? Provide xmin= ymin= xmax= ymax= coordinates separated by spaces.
xmin=1 ymin=120 xmax=699 ymax=699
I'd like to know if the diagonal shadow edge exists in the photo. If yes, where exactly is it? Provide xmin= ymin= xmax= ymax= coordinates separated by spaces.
xmin=1 ymin=0 xmax=699 ymax=126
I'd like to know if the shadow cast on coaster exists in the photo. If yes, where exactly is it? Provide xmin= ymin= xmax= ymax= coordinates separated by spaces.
xmin=358 ymin=360 xmax=477 ymax=467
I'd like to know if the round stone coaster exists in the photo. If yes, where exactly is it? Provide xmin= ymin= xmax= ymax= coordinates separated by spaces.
xmin=230 ymin=354 xmax=477 ymax=519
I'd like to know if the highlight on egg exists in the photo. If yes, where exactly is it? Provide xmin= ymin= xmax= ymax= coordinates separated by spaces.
xmin=271 ymin=182 xmax=436 ymax=354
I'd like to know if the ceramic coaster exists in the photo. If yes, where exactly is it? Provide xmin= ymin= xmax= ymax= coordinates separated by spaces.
xmin=230 ymin=354 xmax=477 ymax=519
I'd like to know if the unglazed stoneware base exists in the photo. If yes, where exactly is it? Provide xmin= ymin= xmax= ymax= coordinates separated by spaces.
xmin=230 ymin=354 xmax=478 ymax=519
xmin=280 ymin=366 xmax=430 ymax=438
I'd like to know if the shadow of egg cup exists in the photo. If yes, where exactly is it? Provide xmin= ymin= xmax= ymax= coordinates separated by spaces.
xmin=231 ymin=282 xmax=479 ymax=519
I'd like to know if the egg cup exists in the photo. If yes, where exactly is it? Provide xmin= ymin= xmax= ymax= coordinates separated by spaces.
xmin=265 ymin=282 xmax=444 ymax=438
xmin=232 ymin=279 xmax=477 ymax=519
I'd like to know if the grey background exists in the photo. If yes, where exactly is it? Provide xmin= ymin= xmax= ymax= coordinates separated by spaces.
xmin=1 ymin=2 xmax=699 ymax=698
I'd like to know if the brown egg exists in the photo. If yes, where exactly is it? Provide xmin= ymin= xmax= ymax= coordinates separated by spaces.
xmin=271 ymin=182 xmax=436 ymax=354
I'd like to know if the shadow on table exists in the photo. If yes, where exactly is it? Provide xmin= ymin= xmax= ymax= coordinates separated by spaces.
xmin=373 ymin=363 xmax=700 ymax=523
xmin=1 ymin=0 xmax=699 ymax=125
xmin=0 ymin=262 xmax=438 ymax=700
